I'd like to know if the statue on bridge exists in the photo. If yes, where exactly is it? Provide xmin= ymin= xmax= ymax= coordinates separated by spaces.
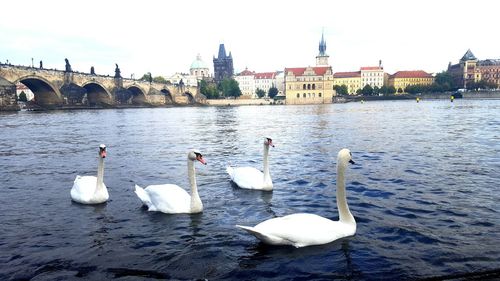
xmin=90 ymin=66 xmax=95 ymax=75
xmin=114 ymin=63 xmax=121 ymax=78
xmin=65 ymin=58 xmax=72 ymax=72
xmin=39 ymin=60 xmax=43 ymax=69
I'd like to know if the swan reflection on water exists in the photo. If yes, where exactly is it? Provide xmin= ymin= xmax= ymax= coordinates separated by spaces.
xmin=238 ymin=238 xmax=360 ymax=279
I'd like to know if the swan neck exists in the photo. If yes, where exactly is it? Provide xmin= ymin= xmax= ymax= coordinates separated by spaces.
xmin=188 ymin=159 xmax=202 ymax=212
xmin=96 ymin=156 xmax=105 ymax=190
xmin=337 ymin=163 xmax=354 ymax=224
xmin=263 ymin=144 xmax=271 ymax=183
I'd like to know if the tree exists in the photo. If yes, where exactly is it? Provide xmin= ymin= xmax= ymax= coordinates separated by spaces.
xmin=153 ymin=76 xmax=167 ymax=84
xmin=220 ymin=78 xmax=241 ymax=98
xmin=373 ymin=86 xmax=380 ymax=95
xmin=199 ymin=80 xmax=220 ymax=99
xmin=268 ymin=87 xmax=279 ymax=99
xmin=140 ymin=73 xmax=152 ymax=82
xmin=379 ymin=85 xmax=388 ymax=95
xmin=397 ymin=87 xmax=403 ymax=94
xmin=333 ymin=85 xmax=348 ymax=96
xmin=387 ymin=86 xmax=396 ymax=95
xmin=18 ymin=91 xmax=28 ymax=102
xmin=361 ymin=84 xmax=374 ymax=96
xmin=256 ymin=88 xmax=266 ymax=98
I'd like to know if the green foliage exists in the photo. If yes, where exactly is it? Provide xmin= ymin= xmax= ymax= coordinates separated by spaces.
xmin=466 ymin=80 xmax=498 ymax=91
xmin=256 ymin=88 xmax=266 ymax=98
xmin=387 ymin=86 xmax=396 ymax=95
xmin=333 ymin=85 xmax=348 ymax=96
xmin=434 ymin=71 xmax=457 ymax=90
xmin=140 ymin=72 xmax=153 ymax=83
xmin=153 ymin=76 xmax=167 ymax=83
xmin=268 ymin=87 xmax=279 ymax=99
xmin=18 ymin=91 xmax=28 ymax=102
xmin=361 ymin=84 xmax=374 ymax=96
xmin=199 ymin=80 xmax=220 ymax=99
xmin=405 ymin=84 xmax=424 ymax=94
xmin=397 ymin=87 xmax=403 ymax=93
xmin=219 ymin=78 xmax=241 ymax=98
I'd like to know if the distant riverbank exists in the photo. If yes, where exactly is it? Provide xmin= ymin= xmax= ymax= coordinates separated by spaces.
xmin=336 ymin=90 xmax=500 ymax=103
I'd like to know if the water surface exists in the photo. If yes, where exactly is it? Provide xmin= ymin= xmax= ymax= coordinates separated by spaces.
xmin=1 ymin=100 xmax=499 ymax=280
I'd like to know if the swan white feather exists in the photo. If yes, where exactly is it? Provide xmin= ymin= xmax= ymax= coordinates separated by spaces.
xmin=134 ymin=150 xmax=206 ymax=214
xmin=71 ymin=144 xmax=109 ymax=204
xmin=236 ymin=148 xmax=356 ymax=247
xmin=227 ymin=137 xmax=274 ymax=191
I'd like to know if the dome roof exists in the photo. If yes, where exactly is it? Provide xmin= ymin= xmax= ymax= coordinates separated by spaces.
xmin=190 ymin=54 xmax=208 ymax=69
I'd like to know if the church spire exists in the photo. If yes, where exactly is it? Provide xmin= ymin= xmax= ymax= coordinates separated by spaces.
xmin=316 ymin=29 xmax=330 ymax=66
xmin=318 ymin=29 xmax=327 ymax=56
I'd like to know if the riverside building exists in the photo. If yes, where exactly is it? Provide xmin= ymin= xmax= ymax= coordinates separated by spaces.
xmin=284 ymin=32 xmax=334 ymax=104
xmin=388 ymin=70 xmax=434 ymax=93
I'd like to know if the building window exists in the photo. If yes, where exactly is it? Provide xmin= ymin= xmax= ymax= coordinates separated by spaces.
xmin=312 ymin=84 xmax=316 ymax=90
xmin=308 ymin=93 xmax=311 ymax=98
xmin=303 ymin=84 xmax=306 ymax=90
xmin=297 ymin=93 xmax=300 ymax=98
xmin=303 ymin=93 xmax=306 ymax=98
xmin=307 ymin=84 xmax=311 ymax=90
xmin=319 ymin=93 xmax=322 ymax=97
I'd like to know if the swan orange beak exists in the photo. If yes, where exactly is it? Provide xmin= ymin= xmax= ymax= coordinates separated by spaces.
xmin=197 ymin=155 xmax=207 ymax=165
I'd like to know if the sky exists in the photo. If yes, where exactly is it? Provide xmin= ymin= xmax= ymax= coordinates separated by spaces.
xmin=1 ymin=0 xmax=499 ymax=79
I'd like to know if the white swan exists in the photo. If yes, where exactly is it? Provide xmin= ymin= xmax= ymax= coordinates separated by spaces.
xmin=134 ymin=149 xmax=207 ymax=214
xmin=71 ymin=144 xmax=109 ymax=204
xmin=236 ymin=148 xmax=356 ymax=248
xmin=226 ymin=137 xmax=274 ymax=191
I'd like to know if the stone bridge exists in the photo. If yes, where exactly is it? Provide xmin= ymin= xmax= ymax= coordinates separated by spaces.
xmin=0 ymin=63 xmax=205 ymax=110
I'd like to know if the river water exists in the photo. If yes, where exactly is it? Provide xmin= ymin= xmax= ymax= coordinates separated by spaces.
xmin=0 ymin=100 xmax=499 ymax=280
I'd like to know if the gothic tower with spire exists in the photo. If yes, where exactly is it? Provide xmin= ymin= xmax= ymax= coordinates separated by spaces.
xmin=316 ymin=31 xmax=329 ymax=66
xmin=213 ymin=43 xmax=234 ymax=83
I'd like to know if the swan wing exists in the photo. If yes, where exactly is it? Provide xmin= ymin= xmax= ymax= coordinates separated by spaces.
xmin=71 ymin=175 xmax=97 ymax=203
xmin=141 ymin=184 xmax=191 ymax=214
xmin=240 ymin=213 xmax=355 ymax=247
xmin=228 ymin=167 xmax=265 ymax=189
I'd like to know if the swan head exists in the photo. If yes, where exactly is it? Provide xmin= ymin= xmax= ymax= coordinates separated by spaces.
xmin=338 ymin=148 xmax=355 ymax=166
xmin=264 ymin=137 xmax=274 ymax=147
xmin=188 ymin=149 xmax=207 ymax=165
xmin=99 ymin=144 xmax=107 ymax=158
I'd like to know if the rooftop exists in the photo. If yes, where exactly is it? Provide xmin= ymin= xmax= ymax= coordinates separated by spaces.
xmin=390 ymin=70 xmax=433 ymax=79
xmin=285 ymin=66 xmax=331 ymax=76
xmin=333 ymin=71 xmax=361 ymax=78
xmin=255 ymin=72 xmax=276 ymax=79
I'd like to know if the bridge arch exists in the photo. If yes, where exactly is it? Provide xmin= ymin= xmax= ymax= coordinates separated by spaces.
xmin=127 ymin=86 xmax=147 ymax=105
xmin=184 ymin=91 xmax=195 ymax=104
xmin=161 ymin=89 xmax=174 ymax=105
xmin=15 ymin=76 xmax=62 ymax=107
xmin=82 ymin=82 xmax=112 ymax=106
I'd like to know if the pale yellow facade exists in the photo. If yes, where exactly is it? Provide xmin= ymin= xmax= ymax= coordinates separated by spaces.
xmin=388 ymin=71 xmax=434 ymax=93
xmin=284 ymin=66 xmax=334 ymax=105
xmin=333 ymin=75 xmax=361 ymax=95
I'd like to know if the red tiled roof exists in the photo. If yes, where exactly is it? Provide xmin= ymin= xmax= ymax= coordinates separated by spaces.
xmin=333 ymin=71 xmax=361 ymax=78
xmin=285 ymin=66 xmax=331 ymax=76
xmin=254 ymin=72 xmax=276 ymax=79
xmin=238 ymin=69 xmax=255 ymax=76
xmin=360 ymin=66 xmax=382 ymax=71
xmin=390 ymin=70 xmax=433 ymax=78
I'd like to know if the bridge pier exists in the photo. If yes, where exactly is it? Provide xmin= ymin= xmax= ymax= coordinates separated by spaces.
xmin=0 ymin=77 xmax=19 ymax=111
